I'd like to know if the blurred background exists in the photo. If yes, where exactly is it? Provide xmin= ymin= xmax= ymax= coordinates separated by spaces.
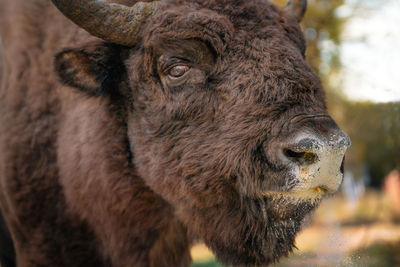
xmin=191 ymin=0 xmax=400 ymax=266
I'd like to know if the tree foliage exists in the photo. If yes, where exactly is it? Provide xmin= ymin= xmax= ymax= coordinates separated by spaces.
xmin=341 ymin=102 xmax=400 ymax=186
xmin=272 ymin=0 xmax=346 ymax=78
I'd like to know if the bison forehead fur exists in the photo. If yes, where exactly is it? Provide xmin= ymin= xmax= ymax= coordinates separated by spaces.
xmin=0 ymin=0 xmax=340 ymax=266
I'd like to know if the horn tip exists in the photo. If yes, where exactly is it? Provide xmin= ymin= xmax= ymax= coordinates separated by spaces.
xmin=286 ymin=0 xmax=307 ymax=22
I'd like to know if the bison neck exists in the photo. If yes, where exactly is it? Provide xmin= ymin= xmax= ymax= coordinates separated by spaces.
xmin=56 ymin=90 xmax=191 ymax=266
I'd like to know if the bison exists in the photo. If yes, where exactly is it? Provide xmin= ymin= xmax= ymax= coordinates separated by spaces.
xmin=0 ymin=0 xmax=350 ymax=266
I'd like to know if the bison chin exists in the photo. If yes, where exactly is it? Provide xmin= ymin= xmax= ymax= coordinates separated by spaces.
xmin=184 ymin=195 xmax=319 ymax=266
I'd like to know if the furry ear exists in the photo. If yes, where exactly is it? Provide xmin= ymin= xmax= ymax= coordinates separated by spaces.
xmin=54 ymin=42 xmax=125 ymax=97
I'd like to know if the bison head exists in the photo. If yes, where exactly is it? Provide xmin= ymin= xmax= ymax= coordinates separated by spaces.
xmin=53 ymin=0 xmax=350 ymax=265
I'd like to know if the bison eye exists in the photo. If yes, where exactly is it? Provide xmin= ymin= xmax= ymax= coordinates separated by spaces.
xmin=168 ymin=65 xmax=190 ymax=78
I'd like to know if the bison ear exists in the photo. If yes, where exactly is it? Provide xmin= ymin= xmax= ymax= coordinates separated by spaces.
xmin=54 ymin=42 xmax=125 ymax=97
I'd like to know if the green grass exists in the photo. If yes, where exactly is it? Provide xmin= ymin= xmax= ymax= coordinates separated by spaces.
xmin=346 ymin=241 xmax=400 ymax=267
xmin=191 ymin=259 xmax=224 ymax=267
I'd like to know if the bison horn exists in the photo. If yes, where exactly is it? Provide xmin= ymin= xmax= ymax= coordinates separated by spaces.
xmin=51 ymin=0 xmax=159 ymax=46
xmin=285 ymin=0 xmax=307 ymax=22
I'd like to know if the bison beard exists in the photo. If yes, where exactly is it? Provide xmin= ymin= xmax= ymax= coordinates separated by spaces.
xmin=0 ymin=0 xmax=349 ymax=266
xmin=183 ymin=196 xmax=318 ymax=265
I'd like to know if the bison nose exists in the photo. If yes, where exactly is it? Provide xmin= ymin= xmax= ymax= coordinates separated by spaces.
xmin=280 ymin=131 xmax=351 ymax=194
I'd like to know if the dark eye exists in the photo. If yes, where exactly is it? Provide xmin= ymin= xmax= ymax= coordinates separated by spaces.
xmin=168 ymin=65 xmax=190 ymax=78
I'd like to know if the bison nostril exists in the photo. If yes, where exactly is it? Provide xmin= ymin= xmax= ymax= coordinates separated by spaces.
xmin=283 ymin=149 xmax=318 ymax=165
xmin=284 ymin=149 xmax=304 ymax=159
xmin=340 ymin=156 xmax=345 ymax=174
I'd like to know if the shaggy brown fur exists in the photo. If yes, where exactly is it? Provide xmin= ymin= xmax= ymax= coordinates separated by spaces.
xmin=0 ymin=0 xmax=346 ymax=266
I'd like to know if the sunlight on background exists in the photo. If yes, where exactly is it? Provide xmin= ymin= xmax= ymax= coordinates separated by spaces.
xmin=338 ymin=0 xmax=400 ymax=102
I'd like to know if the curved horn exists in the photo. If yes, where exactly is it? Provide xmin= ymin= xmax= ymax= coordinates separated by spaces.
xmin=285 ymin=0 xmax=307 ymax=22
xmin=51 ymin=0 xmax=159 ymax=46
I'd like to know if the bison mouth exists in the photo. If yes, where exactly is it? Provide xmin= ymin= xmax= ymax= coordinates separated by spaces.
xmin=258 ymin=186 xmax=328 ymax=205
xmin=257 ymin=193 xmax=321 ymax=221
